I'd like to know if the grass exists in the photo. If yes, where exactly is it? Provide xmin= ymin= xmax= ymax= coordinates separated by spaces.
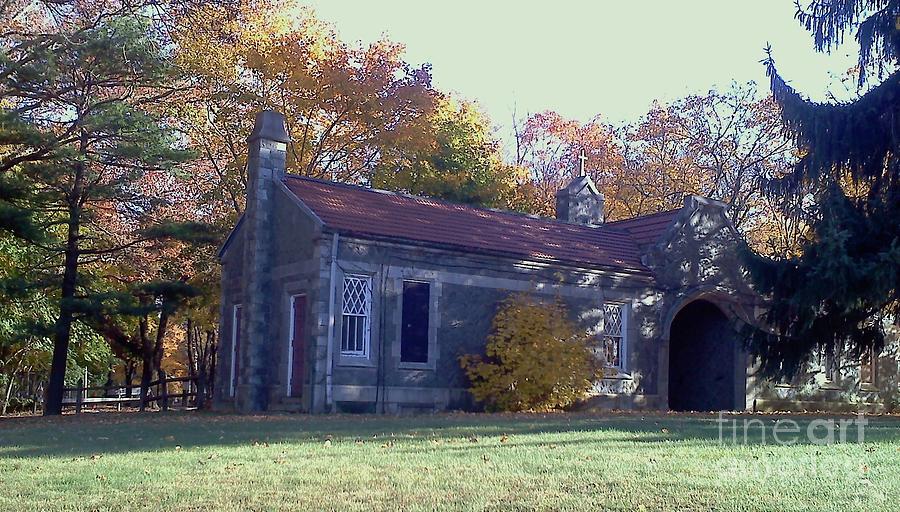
xmin=0 ymin=412 xmax=899 ymax=511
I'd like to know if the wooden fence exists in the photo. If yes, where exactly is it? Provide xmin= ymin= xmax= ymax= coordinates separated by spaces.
xmin=62 ymin=376 xmax=199 ymax=413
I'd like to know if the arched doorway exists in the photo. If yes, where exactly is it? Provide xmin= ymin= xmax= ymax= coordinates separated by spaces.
xmin=668 ymin=300 xmax=743 ymax=411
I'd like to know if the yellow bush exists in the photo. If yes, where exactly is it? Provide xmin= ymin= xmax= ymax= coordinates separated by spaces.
xmin=459 ymin=293 xmax=602 ymax=412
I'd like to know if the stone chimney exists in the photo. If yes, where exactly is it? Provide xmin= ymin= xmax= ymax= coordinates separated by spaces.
xmin=555 ymin=175 xmax=604 ymax=226
xmin=238 ymin=110 xmax=290 ymax=413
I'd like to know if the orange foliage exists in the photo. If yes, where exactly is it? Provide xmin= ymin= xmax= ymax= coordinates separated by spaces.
xmin=174 ymin=0 xmax=438 ymax=220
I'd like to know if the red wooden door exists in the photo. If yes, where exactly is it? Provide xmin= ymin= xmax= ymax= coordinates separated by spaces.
xmin=290 ymin=295 xmax=306 ymax=397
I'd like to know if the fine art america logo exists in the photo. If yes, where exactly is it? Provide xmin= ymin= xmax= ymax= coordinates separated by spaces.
xmin=716 ymin=412 xmax=868 ymax=445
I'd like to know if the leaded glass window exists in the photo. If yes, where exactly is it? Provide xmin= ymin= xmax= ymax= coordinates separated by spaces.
xmin=341 ymin=275 xmax=371 ymax=356
xmin=602 ymin=303 xmax=626 ymax=370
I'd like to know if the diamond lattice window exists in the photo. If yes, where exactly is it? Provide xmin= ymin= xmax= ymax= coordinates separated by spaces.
xmin=341 ymin=275 xmax=371 ymax=356
xmin=602 ymin=303 xmax=625 ymax=369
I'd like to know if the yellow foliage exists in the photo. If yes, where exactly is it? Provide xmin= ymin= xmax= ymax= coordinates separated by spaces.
xmin=172 ymin=0 xmax=438 ymax=209
xmin=459 ymin=293 xmax=602 ymax=412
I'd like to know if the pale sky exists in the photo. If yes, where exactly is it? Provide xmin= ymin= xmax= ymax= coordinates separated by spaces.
xmin=308 ymin=1 xmax=859 ymax=133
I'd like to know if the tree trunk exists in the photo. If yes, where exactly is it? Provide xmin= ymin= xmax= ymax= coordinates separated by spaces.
xmin=208 ymin=330 xmax=217 ymax=401
xmin=44 ymin=136 xmax=85 ymax=416
xmin=2 ymin=374 xmax=15 ymax=416
xmin=196 ymin=327 xmax=208 ymax=410
xmin=138 ymin=314 xmax=152 ymax=412
xmin=139 ymin=354 xmax=152 ymax=412
xmin=125 ymin=360 xmax=135 ymax=398
xmin=44 ymin=207 xmax=81 ymax=415
xmin=158 ymin=368 xmax=169 ymax=411
xmin=154 ymin=309 xmax=171 ymax=411
xmin=153 ymin=309 xmax=170 ymax=379
xmin=196 ymin=368 xmax=207 ymax=410
xmin=186 ymin=319 xmax=197 ymax=380
xmin=187 ymin=319 xmax=206 ymax=409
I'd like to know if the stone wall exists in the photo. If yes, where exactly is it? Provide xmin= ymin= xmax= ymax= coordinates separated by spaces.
xmin=214 ymin=183 xmax=326 ymax=412
xmin=315 ymin=235 xmax=664 ymax=413
xmin=638 ymin=196 xmax=756 ymax=410
xmin=748 ymin=336 xmax=900 ymax=413
xmin=642 ymin=195 xmax=898 ymax=413
xmin=215 ymin=221 xmax=244 ymax=405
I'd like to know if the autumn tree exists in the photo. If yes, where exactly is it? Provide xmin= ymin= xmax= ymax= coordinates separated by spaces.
xmin=373 ymin=97 xmax=519 ymax=207
xmin=513 ymin=84 xmax=798 ymax=256
xmin=180 ymin=260 xmax=220 ymax=409
xmin=618 ymin=83 xmax=794 ymax=228
xmin=744 ymin=0 xmax=900 ymax=378
xmin=0 ymin=2 xmax=217 ymax=414
xmin=514 ymin=111 xmax=625 ymax=218
xmin=174 ymin=0 xmax=438 ymax=221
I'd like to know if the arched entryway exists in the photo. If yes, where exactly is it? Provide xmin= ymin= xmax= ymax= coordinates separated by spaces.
xmin=668 ymin=299 xmax=744 ymax=411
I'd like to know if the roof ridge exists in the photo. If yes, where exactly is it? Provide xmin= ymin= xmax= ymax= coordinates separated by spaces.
xmin=283 ymin=173 xmax=630 ymax=231
xmin=605 ymin=208 xmax=681 ymax=227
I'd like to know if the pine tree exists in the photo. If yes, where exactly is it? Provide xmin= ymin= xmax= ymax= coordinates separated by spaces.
xmin=745 ymin=0 xmax=900 ymax=378
xmin=0 ymin=4 xmax=215 ymax=414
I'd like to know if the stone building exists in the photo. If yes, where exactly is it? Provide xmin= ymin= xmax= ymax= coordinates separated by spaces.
xmin=215 ymin=111 xmax=897 ymax=414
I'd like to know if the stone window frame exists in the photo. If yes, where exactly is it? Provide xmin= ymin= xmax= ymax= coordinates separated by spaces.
xmin=601 ymin=302 xmax=629 ymax=375
xmin=229 ymin=304 xmax=242 ymax=398
xmin=333 ymin=263 xmax=381 ymax=369
xmin=393 ymin=278 xmax=441 ymax=371
xmin=818 ymin=346 xmax=841 ymax=388
xmin=860 ymin=347 xmax=878 ymax=389
xmin=340 ymin=274 xmax=372 ymax=359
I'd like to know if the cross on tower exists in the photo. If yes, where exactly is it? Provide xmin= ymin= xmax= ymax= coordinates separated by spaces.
xmin=578 ymin=149 xmax=587 ymax=176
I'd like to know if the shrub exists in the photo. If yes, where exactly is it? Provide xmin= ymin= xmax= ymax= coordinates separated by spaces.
xmin=460 ymin=293 xmax=602 ymax=412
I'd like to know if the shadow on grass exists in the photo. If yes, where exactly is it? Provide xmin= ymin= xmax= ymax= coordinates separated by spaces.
xmin=1 ymin=411 xmax=898 ymax=459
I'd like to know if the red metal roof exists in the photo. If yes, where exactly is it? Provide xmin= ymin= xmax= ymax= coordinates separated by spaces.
xmin=283 ymin=176 xmax=677 ymax=274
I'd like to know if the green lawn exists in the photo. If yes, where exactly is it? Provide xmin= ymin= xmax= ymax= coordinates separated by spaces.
xmin=1 ymin=412 xmax=898 ymax=511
